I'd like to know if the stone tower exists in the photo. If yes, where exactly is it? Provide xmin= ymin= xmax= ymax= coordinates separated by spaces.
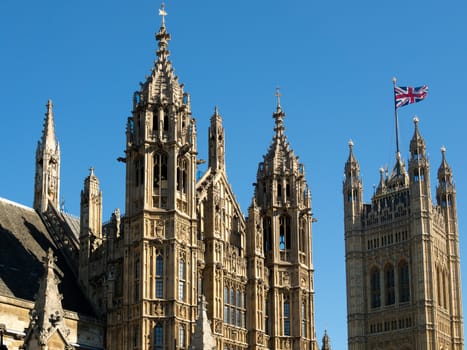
xmin=343 ymin=117 xmax=464 ymax=349
xmin=106 ymin=8 xmax=200 ymax=350
xmin=79 ymin=167 xmax=103 ymax=298
xmin=246 ymin=97 xmax=318 ymax=350
xmin=196 ymin=107 xmax=248 ymax=349
xmin=33 ymin=100 xmax=60 ymax=213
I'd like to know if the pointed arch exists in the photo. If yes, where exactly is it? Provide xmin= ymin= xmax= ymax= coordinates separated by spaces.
xmin=384 ymin=263 xmax=395 ymax=305
xmin=177 ymin=156 xmax=188 ymax=194
xmin=178 ymin=258 xmax=186 ymax=301
xmin=263 ymin=215 xmax=272 ymax=253
xmin=155 ymin=254 xmax=164 ymax=298
xmin=279 ymin=214 xmax=291 ymax=250
xmin=370 ymin=266 xmax=381 ymax=308
xmin=179 ymin=324 xmax=186 ymax=349
xmin=283 ymin=296 xmax=291 ymax=336
xmin=398 ymin=260 xmax=410 ymax=303
xmin=154 ymin=323 xmax=163 ymax=350
xmin=153 ymin=152 xmax=168 ymax=208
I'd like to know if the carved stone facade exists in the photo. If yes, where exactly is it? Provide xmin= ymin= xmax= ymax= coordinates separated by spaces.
xmin=74 ymin=10 xmax=318 ymax=350
xmin=343 ymin=119 xmax=464 ymax=349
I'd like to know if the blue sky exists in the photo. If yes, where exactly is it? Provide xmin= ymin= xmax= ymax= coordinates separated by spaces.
xmin=1 ymin=1 xmax=467 ymax=348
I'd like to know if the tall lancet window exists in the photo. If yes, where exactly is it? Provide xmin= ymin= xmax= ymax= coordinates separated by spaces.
xmin=163 ymin=107 xmax=169 ymax=133
xmin=177 ymin=157 xmax=188 ymax=194
xmin=385 ymin=263 xmax=395 ymax=305
xmin=134 ymin=157 xmax=144 ymax=187
xmin=283 ymin=297 xmax=291 ymax=336
xmin=299 ymin=216 xmax=307 ymax=253
xmin=399 ymin=260 xmax=410 ymax=303
xmin=179 ymin=325 xmax=186 ymax=349
xmin=301 ymin=300 xmax=307 ymax=337
xmin=279 ymin=215 xmax=291 ymax=250
xmin=134 ymin=256 xmax=140 ymax=302
xmin=263 ymin=216 xmax=272 ymax=253
xmin=178 ymin=259 xmax=186 ymax=301
xmin=154 ymin=324 xmax=163 ymax=350
xmin=370 ymin=267 xmax=381 ymax=308
xmin=153 ymin=153 xmax=168 ymax=208
xmin=156 ymin=255 xmax=163 ymax=298
xmin=153 ymin=107 xmax=169 ymax=134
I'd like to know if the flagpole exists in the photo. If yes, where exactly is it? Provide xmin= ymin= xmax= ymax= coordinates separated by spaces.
xmin=392 ymin=77 xmax=400 ymax=155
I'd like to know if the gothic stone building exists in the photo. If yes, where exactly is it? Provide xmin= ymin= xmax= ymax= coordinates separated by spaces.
xmin=344 ymin=118 xmax=464 ymax=349
xmin=0 ymin=12 xmax=320 ymax=350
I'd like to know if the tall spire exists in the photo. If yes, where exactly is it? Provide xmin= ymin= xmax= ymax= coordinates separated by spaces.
xmin=273 ymin=88 xmax=285 ymax=136
xmin=34 ymin=100 xmax=61 ymax=212
xmin=42 ymin=99 xmax=58 ymax=150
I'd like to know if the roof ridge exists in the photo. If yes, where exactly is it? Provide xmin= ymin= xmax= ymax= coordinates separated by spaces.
xmin=0 ymin=197 xmax=34 ymax=212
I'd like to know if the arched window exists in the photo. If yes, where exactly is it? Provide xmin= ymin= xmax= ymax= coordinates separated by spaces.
xmin=153 ymin=153 xmax=168 ymax=207
xmin=283 ymin=297 xmax=290 ymax=336
xmin=134 ymin=257 xmax=140 ymax=302
xmin=178 ymin=259 xmax=186 ymax=301
xmin=265 ymin=299 xmax=270 ymax=334
xmin=133 ymin=324 xmax=139 ymax=348
xmin=163 ymin=107 xmax=169 ymax=132
xmin=224 ymin=287 xmax=229 ymax=323
xmin=230 ymin=288 xmax=235 ymax=325
xmin=299 ymin=217 xmax=307 ymax=253
xmin=385 ymin=264 xmax=395 ymax=305
xmin=263 ymin=216 xmax=272 ymax=253
xmin=153 ymin=109 xmax=160 ymax=132
xmin=177 ymin=157 xmax=188 ymax=195
xmin=399 ymin=261 xmax=410 ymax=303
xmin=301 ymin=301 xmax=307 ymax=337
xmin=442 ymin=271 xmax=448 ymax=308
xmin=370 ymin=267 xmax=381 ymax=308
xmin=277 ymin=182 xmax=282 ymax=200
xmin=154 ymin=324 xmax=163 ymax=350
xmin=179 ymin=325 xmax=186 ymax=349
xmin=134 ymin=157 xmax=144 ymax=187
xmin=156 ymin=255 xmax=163 ymax=298
xmin=279 ymin=215 xmax=291 ymax=250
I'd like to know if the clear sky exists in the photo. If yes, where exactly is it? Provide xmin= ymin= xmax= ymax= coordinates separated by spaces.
xmin=1 ymin=0 xmax=467 ymax=348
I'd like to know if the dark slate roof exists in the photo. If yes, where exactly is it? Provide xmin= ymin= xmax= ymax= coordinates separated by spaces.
xmin=0 ymin=197 xmax=95 ymax=316
xmin=62 ymin=212 xmax=80 ymax=240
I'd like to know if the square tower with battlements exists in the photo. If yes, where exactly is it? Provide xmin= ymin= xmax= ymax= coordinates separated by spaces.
xmin=343 ymin=118 xmax=463 ymax=349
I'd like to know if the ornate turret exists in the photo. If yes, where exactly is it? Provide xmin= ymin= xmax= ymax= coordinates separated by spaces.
xmin=407 ymin=117 xmax=431 ymax=210
xmin=436 ymin=146 xmax=455 ymax=209
xmin=343 ymin=140 xmax=363 ymax=222
xmin=23 ymin=249 xmax=74 ymax=349
xmin=33 ymin=100 xmax=61 ymax=213
xmin=386 ymin=152 xmax=408 ymax=190
xmin=208 ymin=106 xmax=225 ymax=173
xmin=321 ymin=330 xmax=331 ymax=350
xmin=79 ymin=167 xmax=103 ymax=297
xmin=248 ymin=90 xmax=318 ymax=350
xmin=114 ymin=5 xmax=200 ymax=350
xmin=127 ymin=2 xmax=196 ymax=213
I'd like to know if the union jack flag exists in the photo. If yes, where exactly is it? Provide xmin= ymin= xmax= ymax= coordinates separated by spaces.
xmin=394 ymin=85 xmax=428 ymax=108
